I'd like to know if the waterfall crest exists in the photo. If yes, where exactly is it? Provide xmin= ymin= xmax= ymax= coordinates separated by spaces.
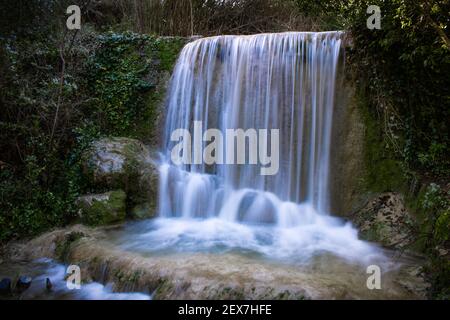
xmin=160 ymin=32 xmax=344 ymax=224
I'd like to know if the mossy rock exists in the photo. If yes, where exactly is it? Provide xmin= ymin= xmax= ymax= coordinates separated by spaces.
xmin=77 ymin=190 xmax=126 ymax=226
xmin=130 ymin=203 xmax=155 ymax=220
xmin=352 ymin=192 xmax=416 ymax=249
xmin=82 ymin=137 xmax=158 ymax=219
xmin=55 ymin=231 xmax=86 ymax=262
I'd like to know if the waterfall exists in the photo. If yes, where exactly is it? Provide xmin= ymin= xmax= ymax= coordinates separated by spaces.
xmin=159 ymin=32 xmax=344 ymax=225
xmin=112 ymin=32 xmax=380 ymax=263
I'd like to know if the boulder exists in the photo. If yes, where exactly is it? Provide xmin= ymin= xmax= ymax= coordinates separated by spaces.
xmin=46 ymin=278 xmax=52 ymax=292
xmin=16 ymin=276 xmax=32 ymax=293
xmin=77 ymin=191 xmax=127 ymax=226
xmin=130 ymin=203 xmax=156 ymax=220
xmin=82 ymin=137 xmax=159 ymax=219
xmin=0 ymin=278 xmax=11 ymax=295
xmin=352 ymin=192 xmax=416 ymax=249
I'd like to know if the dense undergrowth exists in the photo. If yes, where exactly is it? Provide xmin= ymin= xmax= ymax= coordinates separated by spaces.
xmin=0 ymin=2 xmax=185 ymax=241
xmin=331 ymin=0 xmax=450 ymax=298
xmin=0 ymin=0 xmax=448 ymax=298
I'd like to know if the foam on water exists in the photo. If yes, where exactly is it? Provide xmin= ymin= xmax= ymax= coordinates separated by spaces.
xmin=115 ymin=214 xmax=384 ymax=266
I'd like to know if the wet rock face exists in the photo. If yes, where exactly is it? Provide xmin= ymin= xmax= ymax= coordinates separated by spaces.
xmin=329 ymin=81 xmax=366 ymax=216
xmin=82 ymin=137 xmax=159 ymax=219
xmin=76 ymin=191 xmax=127 ymax=226
xmin=352 ymin=193 xmax=416 ymax=250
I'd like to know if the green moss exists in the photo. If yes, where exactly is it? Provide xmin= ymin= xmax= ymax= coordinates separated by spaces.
xmin=113 ymin=268 xmax=143 ymax=288
xmin=130 ymin=203 xmax=153 ymax=220
xmin=132 ymin=37 xmax=186 ymax=143
xmin=79 ymin=190 xmax=126 ymax=226
xmin=404 ymin=183 xmax=450 ymax=298
xmin=55 ymin=232 xmax=85 ymax=262
xmin=357 ymin=90 xmax=407 ymax=193
xmin=152 ymin=278 xmax=174 ymax=299
xmin=87 ymin=33 xmax=186 ymax=142
xmin=134 ymin=89 xmax=165 ymax=144
xmin=215 ymin=287 xmax=246 ymax=300
xmin=82 ymin=137 xmax=158 ymax=220
xmin=434 ymin=209 xmax=450 ymax=243
xmin=155 ymin=37 xmax=187 ymax=72
xmin=360 ymin=221 xmax=385 ymax=243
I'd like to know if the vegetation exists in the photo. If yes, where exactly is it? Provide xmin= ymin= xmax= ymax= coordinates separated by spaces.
xmin=77 ymin=190 xmax=127 ymax=226
xmin=0 ymin=0 xmax=448 ymax=299
xmin=410 ymin=183 xmax=450 ymax=299
xmin=317 ymin=0 xmax=450 ymax=299
xmin=0 ymin=1 xmax=185 ymax=242
xmin=87 ymin=32 xmax=185 ymax=137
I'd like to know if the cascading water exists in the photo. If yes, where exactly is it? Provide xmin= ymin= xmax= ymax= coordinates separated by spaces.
xmin=160 ymin=31 xmax=342 ymax=221
xmin=118 ymin=32 xmax=382 ymax=263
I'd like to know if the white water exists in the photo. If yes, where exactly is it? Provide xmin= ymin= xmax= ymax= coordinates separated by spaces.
xmin=143 ymin=32 xmax=381 ymax=263
xmin=0 ymin=259 xmax=151 ymax=300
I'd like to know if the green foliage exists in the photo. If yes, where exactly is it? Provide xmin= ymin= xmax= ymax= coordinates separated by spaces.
xmin=295 ymin=0 xmax=450 ymax=178
xmin=155 ymin=37 xmax=187 ymax=71
xmin=78 ymin=190 xmax=127 ymax=226
xmin=1 ymin=0 xmax=448 ymax=298
xmin=346 ymin=0 xmax=450 ymax=177
xmin=87 ymin=32 xmax=185 ymax=137
xmin=434 ymin=209 xmax=449 ymax=243
xmin=87 ymin=32 xmax=155 ymax=134
xmin=0 ymin=157 xmax=78 ymax=242
xmin=0 ymin=25 xmax=93 ymax=241
xmin=418 ymin=183 xmax=450 ymax=299
xmin=0 ymin=27 xmax=185 ymax=242
xmin=356 ymin=90 xmax=407 ymax=192
xmin=422 ymin=183 xmax=449 ymax=212
xmin=416 ymin=183 xmax=450 ymax=249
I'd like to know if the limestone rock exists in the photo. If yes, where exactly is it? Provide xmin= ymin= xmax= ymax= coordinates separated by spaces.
xmin=82 ymin=137 xmax=159 ymax=219
xmin=77 ymin=191 xmax=126 ymax=226
xmin=352 ymin=192 xmax=416 ymax=249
